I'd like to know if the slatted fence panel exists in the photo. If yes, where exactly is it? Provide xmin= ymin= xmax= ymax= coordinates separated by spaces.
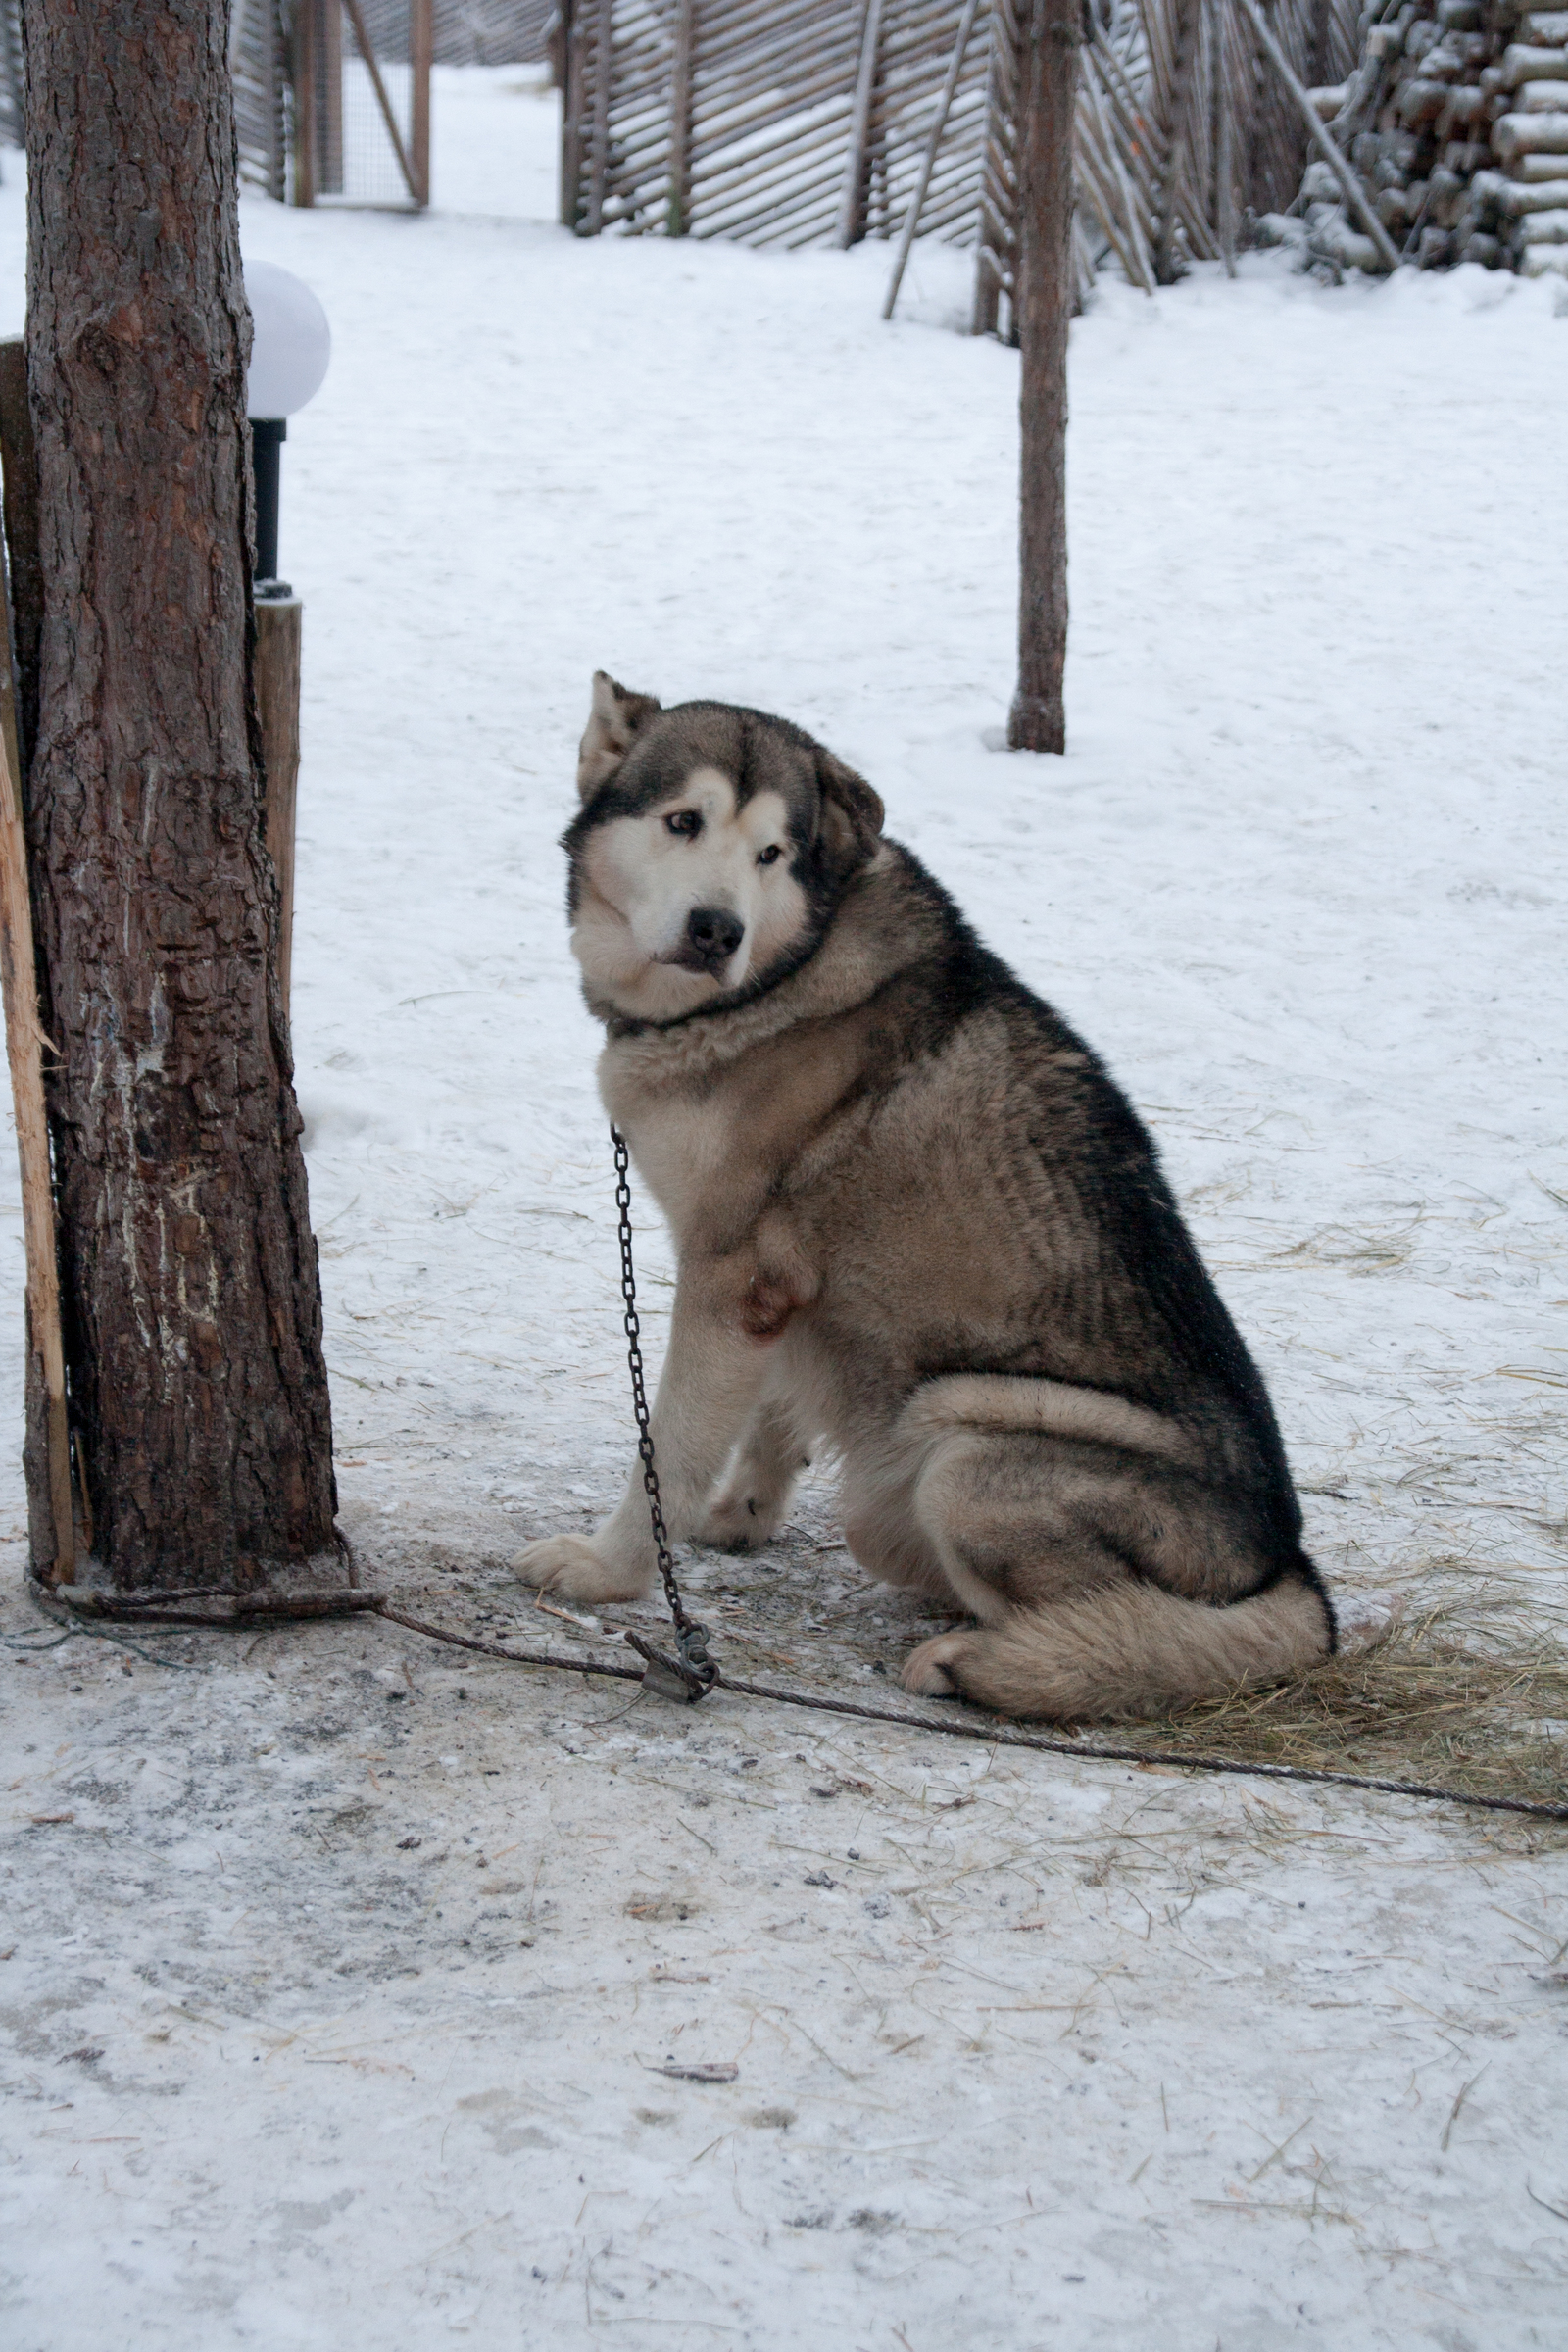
xmin=562 ymin=0 xmax=1363 ymax=309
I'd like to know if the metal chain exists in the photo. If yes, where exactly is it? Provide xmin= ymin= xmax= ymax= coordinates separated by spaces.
xmin=612 ymin=1125 xmax=717 ymax=1698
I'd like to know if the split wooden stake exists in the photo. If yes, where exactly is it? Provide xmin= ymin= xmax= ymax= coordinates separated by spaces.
xmin=0 ymin=534 xmax=74 ymax=1583
xmin=255 ymin=596 xmax=303 ymax=1016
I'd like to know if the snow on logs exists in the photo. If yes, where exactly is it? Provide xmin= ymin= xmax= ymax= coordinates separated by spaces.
xmin=1289 ymin=0 xmax=1568 ymax=277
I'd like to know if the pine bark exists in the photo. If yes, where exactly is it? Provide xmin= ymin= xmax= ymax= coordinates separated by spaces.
xmin=1007 ymin=0 xmax=1077 ymax=756
xmin=21 ymin=0 xmax=337 ymax=1589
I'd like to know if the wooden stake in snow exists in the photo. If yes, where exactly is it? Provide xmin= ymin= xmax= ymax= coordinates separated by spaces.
xmin=256 ymin=598 xmax=303 ymax=1017
xmin=1007 ymin=0 xmax=1077 ymax=757
xmin=838 ymin=0 xmax=887 ymax=248
xmin=0 ymin=483 xmax=74 ymax=1584
xmin=1235 ymin=0 xmax=1402 ymax=271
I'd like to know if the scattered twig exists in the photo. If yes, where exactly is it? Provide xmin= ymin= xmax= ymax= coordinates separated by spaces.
xmin=1441 ymin=2067 xmax=1488 ymax=2152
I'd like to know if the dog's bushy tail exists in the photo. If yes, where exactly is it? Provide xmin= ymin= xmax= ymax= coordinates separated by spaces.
xmin=920 ymin=1569 xmax=1335 ymax=1722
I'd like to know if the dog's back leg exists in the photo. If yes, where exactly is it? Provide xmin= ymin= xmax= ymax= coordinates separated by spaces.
xmin=697 ymin=1382 xmax=814 ymax=1552
xmin=900 ymin=1430 xmax=1332 ymax=1720
xmin=903 ymin=1579 xmax=1333 ymax=1720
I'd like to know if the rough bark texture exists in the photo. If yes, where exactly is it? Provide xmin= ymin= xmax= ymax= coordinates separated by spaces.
xmin=1006 ymin=0 xmax=1075 ymax=756
xmin=22 ymin=0 xmax=337 ymax=1589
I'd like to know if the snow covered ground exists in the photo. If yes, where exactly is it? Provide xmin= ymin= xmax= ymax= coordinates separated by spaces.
xmin=2 ymin=67 xmax=1566 ymax=2350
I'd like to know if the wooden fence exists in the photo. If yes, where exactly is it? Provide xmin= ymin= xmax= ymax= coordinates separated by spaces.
xmin=559 ymin=0 xmax=1361 ymax=316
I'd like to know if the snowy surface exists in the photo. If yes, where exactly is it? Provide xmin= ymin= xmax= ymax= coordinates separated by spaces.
xmin=2 ymin=69 xmax=1567 ymax=2349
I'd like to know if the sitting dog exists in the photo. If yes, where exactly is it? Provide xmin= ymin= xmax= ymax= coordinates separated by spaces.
xmin=515 ymin=674 xmax=1336 ymax=1719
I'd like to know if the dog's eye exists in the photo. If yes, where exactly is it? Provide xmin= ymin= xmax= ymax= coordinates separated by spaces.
xmin=664 ymin=809 xmax=703 ymax=839
xmin=758 ymin=845 xmax=783 ymax=867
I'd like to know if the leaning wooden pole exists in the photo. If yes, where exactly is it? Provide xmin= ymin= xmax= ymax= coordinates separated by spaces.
xmin=1235 ymin=0 xmax=1401 ymax=270
xmin=1007 ymin=0 xmax=1077 ymax=756
xmin=0 ymin=522 xmax=73 ymax=1584
xmin=883 ymin=0 xmax=983 ymax=320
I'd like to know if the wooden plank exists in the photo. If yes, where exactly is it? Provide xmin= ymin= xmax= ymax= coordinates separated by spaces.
xmin=319 ymin=0 xmax=344 ymax=195
xmin=411 ymin=0 xmax=433 ymax=207
xmin=255 ymin=599 xmax=303 ymax=1019
xmin=0 ymin=498 xmax=74 ymax=1585
xmin=670 ymin=0 xmax=696 ymax=233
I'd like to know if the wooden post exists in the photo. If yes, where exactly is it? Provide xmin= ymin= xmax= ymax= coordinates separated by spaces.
xmin=560 ymin=0 xmax=585 ymax=228
xmin=319 ymin=0 xmax=344 ymax=196
xmin=267 ymin=0 xmax=288 ymax=202
xmin=587 ymin=0 xmax=613 ymax=235
xmin=1007 ymin=0 xmax=1077 ymax=757
xmin=669 ymin=0 xmax=695 ymax=236
xmin=837 ymin=0 xmax=885 ymax=248
xmin=970 ymin=13 xmax=1004 ymax=336
xmin=410 ymin=0 xmax=432 ymax=207
xmin=255 ymin=600 xmax=303 ymax=1017
xmin=293 ymin=0 xmax=318 ymax=206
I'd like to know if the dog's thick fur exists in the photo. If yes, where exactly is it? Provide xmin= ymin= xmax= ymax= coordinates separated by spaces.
xmin=515 ymin=675 xmax=1336 ymax=1720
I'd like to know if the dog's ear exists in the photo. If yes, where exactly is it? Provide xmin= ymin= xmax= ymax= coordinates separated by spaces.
xmin=577 ymin=669 xmax=662 ymax=801
xmin=814 ymin=748 xmax=884 ymax=883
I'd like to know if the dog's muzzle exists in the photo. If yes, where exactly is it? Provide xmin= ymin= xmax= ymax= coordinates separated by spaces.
xmin=667 ymin=904 xmax=745 ymax=976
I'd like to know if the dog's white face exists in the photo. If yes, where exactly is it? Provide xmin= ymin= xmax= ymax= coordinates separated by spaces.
xmin=571 ymin=765 xmax=812 ymax=1020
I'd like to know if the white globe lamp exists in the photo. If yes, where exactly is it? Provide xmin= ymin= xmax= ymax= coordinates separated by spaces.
xmin=243 ymin=260 xmax=331 ymax=598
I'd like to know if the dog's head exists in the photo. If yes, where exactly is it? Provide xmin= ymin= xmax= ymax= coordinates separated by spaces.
xmin=563 ymin=672 xmax=885 ymax=1023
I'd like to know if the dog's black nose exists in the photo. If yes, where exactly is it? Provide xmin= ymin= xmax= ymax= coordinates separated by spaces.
xmin=686 ymin=906 xmax=744 ymax=965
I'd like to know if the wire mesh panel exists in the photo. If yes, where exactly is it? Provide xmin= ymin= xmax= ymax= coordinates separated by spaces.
xmin=297 ymin=0 xmax=431 ymax=208
xmin=375 ymin=0 xmax=554 ymax=62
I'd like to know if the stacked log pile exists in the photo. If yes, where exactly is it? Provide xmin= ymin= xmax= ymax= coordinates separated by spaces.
xmin=1286 ymin=0 xmax=1568 ymax=276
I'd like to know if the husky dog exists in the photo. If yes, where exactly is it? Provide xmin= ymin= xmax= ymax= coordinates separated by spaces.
xmin=515 ymin=674 xmax=1336 ymax=1719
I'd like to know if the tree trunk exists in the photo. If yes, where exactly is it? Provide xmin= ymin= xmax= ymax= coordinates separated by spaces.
xmin=1007 ymin=0 xmax=1076 ymax=756
xmin=21 ymin=0 xmax=337 ymax=1591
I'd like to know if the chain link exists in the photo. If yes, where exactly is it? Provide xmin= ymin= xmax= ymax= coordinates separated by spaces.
xmin=612 ymin=1126 xmax=717 ymax=1696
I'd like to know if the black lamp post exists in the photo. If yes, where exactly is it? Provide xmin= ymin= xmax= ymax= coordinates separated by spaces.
xmin=243 ymin=260 xmax=330 ymax=600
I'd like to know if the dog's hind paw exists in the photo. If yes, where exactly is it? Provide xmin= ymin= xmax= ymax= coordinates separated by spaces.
xmin=513 ymin=1535 xmax=652 ymax=1605
xmin=900 ymin=1633 xmax=970 ymax=1698
xmin=694 ymin=1488 xmax=785 ymax=1552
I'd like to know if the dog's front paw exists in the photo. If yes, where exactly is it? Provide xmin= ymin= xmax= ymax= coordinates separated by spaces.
xmin=901 ymin=1632 xmax=972 ymax=1698
xmin=695 ymin=1485 xmax=786 ymax=1552
xmin=513 ymin=1535 xmax=652 ymax=1606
